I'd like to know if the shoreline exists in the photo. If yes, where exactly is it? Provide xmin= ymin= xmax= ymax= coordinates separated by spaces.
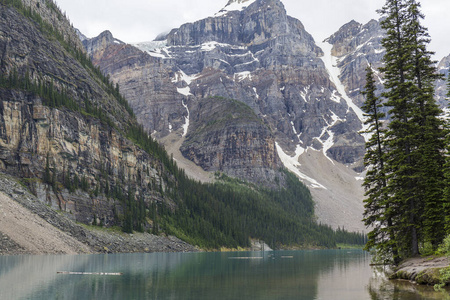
xmin=0 ymin=173 xmax=198 ymax=256
xmin=390 ymin=256 xmax=450 ymax=286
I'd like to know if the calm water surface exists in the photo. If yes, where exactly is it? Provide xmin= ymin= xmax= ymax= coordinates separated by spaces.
xmin=0 ymin=250 xmax=447 ymax=299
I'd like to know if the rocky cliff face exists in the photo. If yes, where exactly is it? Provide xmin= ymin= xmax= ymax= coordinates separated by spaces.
xmin=325 ymin=18 xmax=449 ymax=112
xmin=180 ymin=96 xmax=284 ymax=187
xmin=324 ymin=19 xmax=385 ymax=108
xmin=84 ymin=35 xmax=188 ymax=137
xmin=0 ymin=1 xmax=170 ymax=228
xmin=87 ymin=0 xmax=366 ymax=181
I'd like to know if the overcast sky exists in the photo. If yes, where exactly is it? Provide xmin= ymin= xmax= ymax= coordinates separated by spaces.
xmin=55 ymin=0 xmax=448 ymax=60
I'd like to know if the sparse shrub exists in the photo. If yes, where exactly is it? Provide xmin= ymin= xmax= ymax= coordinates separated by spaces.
xmin=437 ymin=235 xmax=450 ymax=256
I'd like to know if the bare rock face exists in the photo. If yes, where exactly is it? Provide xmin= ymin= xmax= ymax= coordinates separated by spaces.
xmin=325 ymin=19 xmax=385 ymax=108
xmin=85 ymin=35 xmax=189 ymax=138
xmin=180 ymin=96 xmax=285 ymax=187
xmin=86 ymin=0 xmax=366 ymax=189
xmin=0 ymin=88 xmax=166 ymax=227
xmin=0 ymin=2 xmax=170 ymax=227
xmin=82 ymin=30 xmax=124 ymax=58
xmin=325 ymin=18 xmax=449 ymax=112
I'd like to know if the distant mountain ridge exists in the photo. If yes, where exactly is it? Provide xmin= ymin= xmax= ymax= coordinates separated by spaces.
xmin=84 ymin=0 xmax=375 ymax=232
xmin=325 ymin=18 xmax=449 ymax=112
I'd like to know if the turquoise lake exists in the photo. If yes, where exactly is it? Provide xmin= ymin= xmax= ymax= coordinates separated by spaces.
xmin=0 ymin=249 xmax=446 ymax=299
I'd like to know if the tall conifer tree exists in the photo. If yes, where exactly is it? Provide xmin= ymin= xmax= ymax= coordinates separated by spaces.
xmin=365 ymin=0 xmax=446 ymax=260
xmin=444 ymin=73 xmax=450 ymax=235
xmin=405 ymin=0 xmax=446 ymax=248
xmin=379 ymin=0 xmax=420 ymax=258
xmin=361 ymin=66 xmax=399 ymax=263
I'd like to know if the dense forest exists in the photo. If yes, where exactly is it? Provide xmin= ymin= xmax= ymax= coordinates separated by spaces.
xmin=0 ymin=0 xmax=366 ymax=250
xmin=361 ymin=0 xmax=450 ymax=264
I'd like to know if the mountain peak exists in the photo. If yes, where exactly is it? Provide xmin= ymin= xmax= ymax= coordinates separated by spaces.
xmin=217 ymin=0 xmax=257 ymax=16
xmin=226 ymin=0 xmax=254 ymax=5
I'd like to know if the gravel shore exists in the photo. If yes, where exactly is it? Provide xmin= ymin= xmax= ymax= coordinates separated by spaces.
xmin=0 ymin=173 xmax=197 ymax=256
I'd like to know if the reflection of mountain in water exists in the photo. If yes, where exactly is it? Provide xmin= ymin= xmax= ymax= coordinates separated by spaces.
xmin=0 ymin=250 xmax=376 ymax=300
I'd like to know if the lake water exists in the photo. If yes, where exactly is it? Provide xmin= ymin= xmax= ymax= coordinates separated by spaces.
xmin=0 ymin=249 xmax=447 ymax=300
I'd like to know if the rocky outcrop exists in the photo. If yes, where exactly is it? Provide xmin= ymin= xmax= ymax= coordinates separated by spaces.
xmin=87 ymin=0 xmax=366 ymax=185
xmin=82 ymin=30 xmax=124 ymax=59
xmin=181 ymin=96 xmax=285 ymax=187
xmin=390 ymin=256 xmax=450 ymax=285
xmin=325 ymin=19 xmax=385 ymax=108
xmin=0 ymin=2 xmax=172 ymax=229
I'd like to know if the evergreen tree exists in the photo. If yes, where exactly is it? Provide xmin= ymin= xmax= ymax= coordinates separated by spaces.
xmin=402 ymin=0 xmax=445 ymax=250
xmin=378 ymin=0 xmax=419 ymax=258
xmin=361 ymin=66 xmax=399 ymax=263
xmin=368 ymin=0 xmax=446 ymax=260
xmin=444 ymin=73 xmax=450 ymax=234
xmin=44 ymin=153 xmax=51 ymax=184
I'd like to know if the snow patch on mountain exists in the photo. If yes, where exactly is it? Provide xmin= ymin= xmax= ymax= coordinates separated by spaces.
xmin=181 ymin=100 xmax=190 ymax=136
xmin=134 ymin=40 xmax=170 ymax=58
xmin=253 ymin=87 xmax=259 ymax=99
xmin=300 ymin=86 xmax=309 ymax=102
xmin=172 ymin=70 xmax=198 ymax=85
xmin=177 ymin=87 xmax=192 ymax=96
xmin=215 ymin=0 xmax=257 ymax=17
xmin=317 ymin=111 xmax=344 ymax=164
xmin=319 ymin=41 xmax=366 ymax=123
xmin=235 ymin=71 xmax=252 ymax=81
xmin=275 ymin=143 xmax=327 ymax=190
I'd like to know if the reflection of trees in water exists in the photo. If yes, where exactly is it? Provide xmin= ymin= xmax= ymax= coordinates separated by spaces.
xmin=2 ymin=250 xmax=384 ymax=300
xmin=367 ymin=266 xmax=450 ymax=300
xmin=143 ymin=251 xmax=321 ymax=300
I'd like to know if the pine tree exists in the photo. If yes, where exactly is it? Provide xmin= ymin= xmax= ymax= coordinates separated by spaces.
xmin=444 ymin=72 xmax=450 ymax=235
xmin=361 ymin=66 xmax=399 ymax=263
xmin=403 ymin=0 xmax=445 ymax=249
xmin=378 ymin=0 xmax=420 ymax=258
xmin=44 ymin=153 xmax=51 ymax=184
xmin=372 ymin=0 xmax=446 ymax=259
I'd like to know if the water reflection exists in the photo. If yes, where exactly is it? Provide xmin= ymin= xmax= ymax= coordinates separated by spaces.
xmin=316 ymin=250 xmax=372 ymax=299
xmin=367 ymin=266 xmax=450 ymax=300
xmin=0 ymin=250 xmax=448 ymax=299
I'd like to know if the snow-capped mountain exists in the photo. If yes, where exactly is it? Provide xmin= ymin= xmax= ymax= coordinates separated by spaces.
xmin=83 ymin=0 xmax=386 ymax=232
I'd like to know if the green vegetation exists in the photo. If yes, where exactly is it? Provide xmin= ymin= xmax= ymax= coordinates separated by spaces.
xmin=337 ymin=243 xmax=365 ymax=250
xmin=159 ymin=171 xmax=366 ymax=249
xmin=433 ymin=235 xmax=450 ymax=292
xmin=362 ymin=0 xmax=449 ymax=264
